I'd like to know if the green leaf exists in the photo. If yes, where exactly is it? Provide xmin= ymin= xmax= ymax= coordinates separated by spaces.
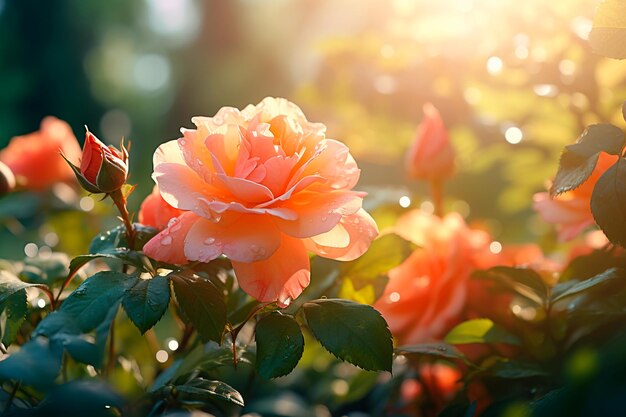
xmin=445 ymin=318 xmax=521 ymax=346
xmin=171 ymin=272 xmax=227 ymax=343
xmin=19 ymin=254 xmax=69 ymax=285
xmin=395 ymin=342 xmax=466 ymax=361
xmin=591 ymin=159 xmax=626 ymax=246
xmin=339 ymin=234 xmax=414 ymax=304
xmin=0 ymin=337 xmax=63 ymax=387
xmin=490 ymin=360 xmax=550 ymax=379
xmin=89 ymin=223 xmax=158 ymax=254
xmin=122 ymin=275 xmax=170 ymax=334
xmin=255 ymin=313 xmax=304 ymax=379
xmin=303 ymin=298 xmax=393 ymax=372
xmin=472 ymin=266 xmax=548 ymax=306
xmin=551 ymin=124 xmax=623 ymax=197
xmin=589 ymin=0 xmax=626 ymax=59
xmin=69 ymin=250 xmax=148 ymax=277
xmin=61 ymin=271 xmax=136 ymax=332
xmin=552 ymin=268 xmax=624 ymax=303
xmin=560 ymin=250 xmax=623 ymax=282
xmin=0 ymin=290 xmax=27 ymax=346
xmin=175 ymin=377 xmax=244 ymax=407
xmin=0 ymin=270 xmax=37 ymax=304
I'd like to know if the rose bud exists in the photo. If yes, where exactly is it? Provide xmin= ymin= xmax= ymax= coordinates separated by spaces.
xmin=63 ymin=129 xmax=129 ymax=194
xmin=405 ymin=103 xmax=455 ymax=182
xmin=0 ymin=161 xmax=16 ymax=196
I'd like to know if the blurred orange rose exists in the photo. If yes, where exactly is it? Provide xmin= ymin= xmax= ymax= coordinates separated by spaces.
xmin=374 ymin=210 xmax=491 ymax=345
xmin=0 ymin=117 xmax=81 ymax=191
xmin=533 ymin=152 xmax=617 ymax=241
xmin=400 ymin=363 xmax=462 ymax=417
xmin=143 ymin=97 xmax=378 ymax=307
xmin=138 ymin=186 xmax=185 ymax=230
xmin=405 ymin=103 xmax=455 ymax=182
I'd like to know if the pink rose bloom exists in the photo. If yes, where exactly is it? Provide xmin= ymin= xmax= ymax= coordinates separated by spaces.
xmin=533 ymin=152 xmax=616 ymax=241
xmin=405 ymin=103 xmax=455 ymax=182
xmin=0 ymin=117 xmax=82 ymax=190
xmin=374 ymin=210 xmax=491 ymax=345
xmin=138 ymin=186 xmax=185 ymax=230
xmin=143 ymin=97 xmax=378 ymax=307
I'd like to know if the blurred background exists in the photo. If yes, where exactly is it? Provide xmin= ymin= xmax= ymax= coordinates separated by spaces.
xmin=0 ymin=0 xmax=624 ymax=254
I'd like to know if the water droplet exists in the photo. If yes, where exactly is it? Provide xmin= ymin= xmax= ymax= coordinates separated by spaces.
xmin=353 ymin=218 xmax=360 ymax=224
xmin=197 ymin=158 xmax=204 ymax=166
xmin=161 ymin=236 xmax=173 ymax=246
xmin=281 ymin=297 xmax=292 ymax=307
xmin=167 ymin=217 xmax=179 ymax=228
xmin=180 ymin=139 xmax=186 ymax=145
xmin=204 ymin=237 xmax=215 ymax=245
xmin=321 ymin=216 xmax=327 ymax=222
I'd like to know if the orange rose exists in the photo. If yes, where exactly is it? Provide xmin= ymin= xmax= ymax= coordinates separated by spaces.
xmin=405 ymin=103 xmax=455 ymax=182
xmin=533 ymin=152 xmax=616 ymax=241
xmin=138 ymin=186 xmax=185 ymax=230
xmin=374 ymin=210 xmax=491 ymax=345
xmin=0 ymin=117 xmax=81 ymax=191
xmin=143 ymin=98 xmax=378 ymax=307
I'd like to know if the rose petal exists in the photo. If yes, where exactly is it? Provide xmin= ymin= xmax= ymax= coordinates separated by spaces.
xmin=184 ymin=213 xmax=281 ymax=263
xmin=143 ymin=211 xmax=199 ymax=264
xmin=305 ymin=208 xmax=379 ymax=261
xmin=232 ymin=235 xmax=310 ymax=307
xmin=215 ymin=173 xmax=274 ymax=204
xmin=153 ymin=139 xmax=186 ymax=167
xmin=153 ymin=163 xmax=213 ymax=210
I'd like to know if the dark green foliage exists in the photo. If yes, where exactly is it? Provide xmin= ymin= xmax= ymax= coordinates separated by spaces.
xmin=255 ymin=313 xmax=304 ymax=379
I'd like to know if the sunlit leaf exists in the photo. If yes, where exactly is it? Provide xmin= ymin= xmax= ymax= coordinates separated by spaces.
xmin=0 ymin=270 xmax=37 ymax=304
xmin=171 ymin=272 xmax=227 ymax=343
xmin=472 ymin=266 xmax=548 ymax=306
xmin=303 ymin=298 xmax=392 ymax=372
xmin=0 ymin=289 xmax=27 ymax=346
xmin=589 ymin=0 xmax=626 ymax=59
xmin=255 ymin=313 xmax=304 ymax=379
xmin=552 ymin=268 xmax=624 ymax=303
xmin=591 ymin=159 xmax=626 ymax=246
xmin=395 ymin=342 xmax=466 ymax=361
xmin=551 ymin=124 xmax=623 ymax=197
xmin=122 ymin=275 xmax=170 ymax=334
xmin=89 ymin=223 xmax=158 ymax=254
xmin=445 ymin=318 xmax=521 ymax=346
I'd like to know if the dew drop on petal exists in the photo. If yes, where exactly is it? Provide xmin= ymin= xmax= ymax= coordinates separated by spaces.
xmin=204 ymin=237 xmax=215 ymax=245
xmin=179 ymin=139 xmax=186 ymax=145
xmin=321 ymin=216 xmax=327 ymax=222
xmin=161 ymin=236 xmax=173 ymax=246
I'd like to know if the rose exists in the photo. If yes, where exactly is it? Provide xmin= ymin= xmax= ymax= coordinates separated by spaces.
xmin=143 ymin=97 xmax=378 ymax=307
xmin=374 ymin=210 xmax=491 ymax=345
xmin=64 ymin=130 xmax=129 ymax=194
xmin=0 ymin=116 xmax=81 ymax=190
xmin=405 ymin=103 xmax=455 ymax=182
xmin=533 ymin=152 xmax=616 ymax=241
xmin=138 ymin=186 xmax=184 ymax=230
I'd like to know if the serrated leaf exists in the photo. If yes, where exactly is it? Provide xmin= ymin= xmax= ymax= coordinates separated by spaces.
xmin=122 ymin=275 xmax=170 ymax=334
xmin=552 ymin=268 xmax=624 ymax=303
xmin=19 ymin=254 xmax=69 ymax=285
xmin=0 ymin=270 xmax=37 ymax=304
xmin=551 ymin=124 xmax=623 ymax=197
xmin=171 ymin=272 xmax=227 ymax=343
xmin=303 ymin=298 xmax=392 ymax=372
xmin=179 ymin=377 xmax=244 ymax=407
xmin=472 ymin=266 xmax=548 ymax=306
xmin=89 ymin=223 xmax=158 ymax=254
xmin=395 ymin=342 xmax=466 ymax=361
xmin=255 ymin=313 xmax=304 ymax=379
xmin=560 ymin=250 xmax=623 ymax=282
xmin=0 ymin=290 xmax=27 ymax=346
xmin=61 ymin=271 xmax=137 ymax=332
xmin=68 ymin=250 xmax=147 ymax=277
xmin=589 ymin=0 xmax=626 ymax=59
xmin=591 ymin=159 xmax=626 ymax=246
xmin=445 ymin=318 xmax=521 ymax=346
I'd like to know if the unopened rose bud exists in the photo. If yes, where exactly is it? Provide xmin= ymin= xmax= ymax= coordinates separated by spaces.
xmin=62 ymin=129 xmax=129 ymax=194
xmin=0 ymin=161 xmax=16 ymax=196
xmin=405 ymin=103 xmax=455 ymax=182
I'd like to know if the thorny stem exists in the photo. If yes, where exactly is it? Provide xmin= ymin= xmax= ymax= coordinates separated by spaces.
xmin=229 ymin=303 xmax=271 ymax=367
xmin=110 ymin=188 xmax=136 ymax=251
xmin=32 ymin=285 xmax=55 ymax=310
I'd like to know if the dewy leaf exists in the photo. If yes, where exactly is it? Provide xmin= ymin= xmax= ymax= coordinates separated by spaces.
xmin=173 ymin=377 xmax=244 ymax=407
xmin=255 ymin=313 xmax=304 ymax=379
xmin=69 ymin=249 xmax=146 ymax=277
xmin=122 ymin=275 xmax=170 ymax=334
xmin=589 ymin=0 xmax=626 ymax=59
xmin=89 ymin=223 xmax=158 ymax=254
xmin=19 ymin=254 xmax=69 ymax=285
xmin=552 ymin=268 xmax=624 ymax=303
xmin=61 ymin=271 xmax=137 ymax=332
xmin=591 ymin=158 xmax=626 ymax=246
xmin=551 ymin=124 xmax=623 ymax=197
xmin=445 ymin=318 xmax=521 ymax=346
xmin=171 ymin=272 xmax=227 ymax=343
xmin=303 ymin=298 xmax=393 ymax=372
